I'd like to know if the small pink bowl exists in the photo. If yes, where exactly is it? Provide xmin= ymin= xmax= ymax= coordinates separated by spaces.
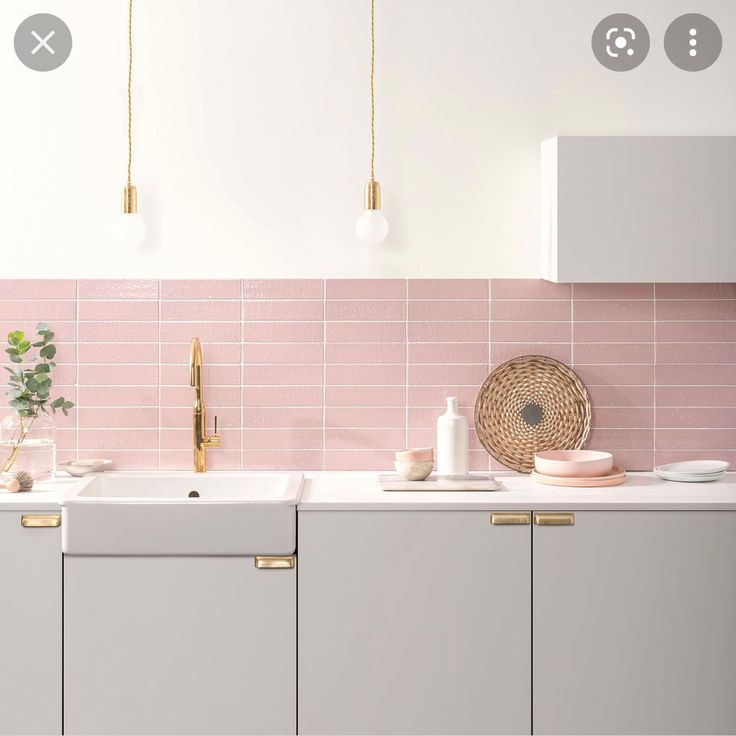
xmin=395 ymin=447 xmax=434 ymax=463
xmin=534 ymin=450 xmax=613 ymax=478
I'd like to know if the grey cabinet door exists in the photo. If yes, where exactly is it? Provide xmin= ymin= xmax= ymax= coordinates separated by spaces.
xmin=64 ymin=556 xmax=295 ymax=735
xmin=533 ymin=511 xmax=736 ymax=735
xmin=0 ymin=511 xmax=61 ymax=736
xmin=298 ymin=510 xmax=531 ymax=735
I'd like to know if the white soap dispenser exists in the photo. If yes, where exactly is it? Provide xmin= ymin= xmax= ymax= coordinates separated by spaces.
xmin=436 ymin=396 xmax=469 ymax=477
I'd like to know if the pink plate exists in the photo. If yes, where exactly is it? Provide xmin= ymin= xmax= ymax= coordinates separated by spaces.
xmin=531 ymin=466 xmax=626 ymax=487
xmin=534 ymin=450 xmax=613 ymax=478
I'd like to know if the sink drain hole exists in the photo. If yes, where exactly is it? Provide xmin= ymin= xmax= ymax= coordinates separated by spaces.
xmin=188 ymin=490 xmax=200 ymax=498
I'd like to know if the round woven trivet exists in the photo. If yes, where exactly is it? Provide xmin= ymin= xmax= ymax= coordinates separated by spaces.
xmin=474 ymin=355 xmax=591 ymax=473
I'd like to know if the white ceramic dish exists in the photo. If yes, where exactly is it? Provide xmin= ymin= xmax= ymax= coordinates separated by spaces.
xmin=654 ymin=470 xmax=726 ymax=483
xmin=531 ymin=465 xmax=626 ymax=487
xmin=534 ymin=450 xmax=613 ymax=478
xmin=59 ymin=459 xmax=113 ymax=477
xmin=655 ymin=460 xmax=729 ymax=475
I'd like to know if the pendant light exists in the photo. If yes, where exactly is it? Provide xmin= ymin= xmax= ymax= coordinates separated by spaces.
xmin=112 ymin=0 xmax=146 ymax=248
xmin=355 ymin=0 xmax=389 ymax=245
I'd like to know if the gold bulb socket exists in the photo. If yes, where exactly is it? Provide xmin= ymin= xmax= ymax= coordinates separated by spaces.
xmin=364 ymin=179 xmax=382 ymax=210
xmin=122 ymin=184 xmax=138 ymax=214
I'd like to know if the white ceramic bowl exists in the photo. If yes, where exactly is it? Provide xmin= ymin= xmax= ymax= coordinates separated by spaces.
xmin=394 ymin=460 xmax=434 ymax=482
xmin=534 ymin=450 xmax=613 ymax=478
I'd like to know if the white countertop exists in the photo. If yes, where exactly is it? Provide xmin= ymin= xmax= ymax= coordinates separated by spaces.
xmin=1 ymin=471 xmax=735 ymax=511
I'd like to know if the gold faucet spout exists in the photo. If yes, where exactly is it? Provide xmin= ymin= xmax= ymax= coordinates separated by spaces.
xmin=189 ymin=337 xmax=220 ymax=473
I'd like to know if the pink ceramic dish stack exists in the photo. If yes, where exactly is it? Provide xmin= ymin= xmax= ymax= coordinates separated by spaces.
xmin=531 ymin=450 xmax=626 ymax=487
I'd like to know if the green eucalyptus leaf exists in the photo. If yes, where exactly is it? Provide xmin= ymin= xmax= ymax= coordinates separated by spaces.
xmin=4 ymin=347 xmax=18 ymax=356
xmin=35 ymin=322 xmax=49 ymax=333
xmin=35 ymin=364 xmax=51 ymax=374
xmin=9 ymin=354 xmax=22 ymax=364
xmin=39 ymin=345 xmax=56 ymax=360
xmin=7 ymin=388 xmax=21 ymax=399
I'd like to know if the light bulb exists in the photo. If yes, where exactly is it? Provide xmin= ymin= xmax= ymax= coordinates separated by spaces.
xmin=355 ymin=209 xmax=388 ymax=245
xmin=113 ymin=212 xmax=147 ymax=248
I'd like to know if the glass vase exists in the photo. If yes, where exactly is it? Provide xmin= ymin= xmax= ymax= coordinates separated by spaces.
xmin=0 ymin=412 xmax=57 ymax=481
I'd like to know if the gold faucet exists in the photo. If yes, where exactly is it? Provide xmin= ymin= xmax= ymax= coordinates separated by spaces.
xmin=189 ymin=337 xmax=220 ymax=472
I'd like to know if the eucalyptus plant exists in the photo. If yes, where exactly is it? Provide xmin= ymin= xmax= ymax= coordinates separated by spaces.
xmin=2 ymin=322 xmax=74 ymax=473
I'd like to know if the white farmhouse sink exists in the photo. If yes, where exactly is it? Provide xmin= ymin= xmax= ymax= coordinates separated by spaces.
xmin=61 ymin=471 xmax=303 ymax=556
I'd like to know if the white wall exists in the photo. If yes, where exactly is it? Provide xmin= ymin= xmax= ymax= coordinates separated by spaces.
xmin=3 ymin=0 xmax=736 ymax=278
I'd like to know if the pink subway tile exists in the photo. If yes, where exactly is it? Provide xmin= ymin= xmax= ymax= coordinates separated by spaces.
xmin=491 ymin=300 xmax=570 ymax=322
xmin=409 ymin=321 xmax=489 ymax=343
xmin=78 ymin=365 xmax=158 ymax=386
xmin=78 ymin=429 xmax=158 ymax=451
xmin=160 ymin=363 xmax=240 ymax=386
xmin=327 ymin=322 xmax=405 ymax=343
xmin=78 ymin=322 xmax=158 ymax=343
xmin=573 ymin=343 xmax=654 ymax=365
xmin=0 ymin=280 xmax=77 ymax=299
xmin=243 ymin=429 xmax=322 ymax=450
xmin=326 ymin=279 xmax=405 ymax=300
xmin=655 ymin=450 xmax=736 ymax=466
xmin=243 ymin=280 xmax=324 ymax=300
xmin=656 ymin=283 xmax=736 ymax=300
xmin=491 ymin=321 xmax=571 ymax=343
xmin=78 ymin=280 xmax=158 ymax=299
xmin=409 ymin=280 xmax=488 ymax=300
xmin=244 ymin=386 xmax=323 ymax=407
xmin=90 ymin=451 xmax=159 ymax=470
xmin=409 ymin=300 xmax=488 ymax=322
xmin=161 ymin=385 xmax=241 ymax=407
xmin=573 ymin=321 xmax=654 ymax=343
xmin=407 ymin=428 xmax=483 ymax=452
xmin=408 ymin=343 xmax=488 ymax=364
xmin=161 ymin=300 xmax=240 ymax=321
xmin=160 ymin=280 xmax=241 ymax=299
xmin=326 ymin=407 xmax=406 ymax=429
xmin=490 ymin=343 xmax=571 ymax=365
xmin=161 ymin=407 xmax=241 ymax=430
xmin=244 ymin=450 xmax=323 ymax=471
xmin=586 ymin=385 xmax=654 ymax=408
xmin=78 ymin=407 xmax=158 ymax=429
xmin=408 ymin=407 xmax=474 ymax=428
xmin=574 ymin=283 xmax=653 ymax=300
xmin=606 ymin=450 xmax=654 ymax=472
xmin=326 ymin=386 xmax=406 ymax=407
xmin=324 ymin=450 xmax=394 ymax=471
xmin=245 ymin=364 xmax=323 ymax=386
xmin=244 ymin=343 xmax=323 ymax=364
xmin=326 ymin=364 xmax=405 ymax=385
xmin=574 ymin=300 xmax=654 ymax=322
xmin=656 ymin=364 xmax=735 ymax=386
xmin=161 ymin=428 xmax=240 ymax=451
xmin=56 ymin=429 xmax=77 ymax=451
xmin=656 ymin=429 xmax=736 ymax=451
xmin=78 ymin=300 xmax=158 ymax=321
xmin=244 ymin=301 xmax=323 ymax=321
xmin=656 ymin=321 xmax=736 ymax=342
xmin=326 ymin=300 xmax=405 ymax=321
xmin=325 ymin=427 xmax=406 ymax=451
xmin=243 ymin=407 xmax=323 ymax=429
xmin=408 ymin=364 xmax=496 ymax=387
xmin=575 ymin=364 xmax=654 ymax=386
xmin=656 ymin=343 xmax=736 ymax=364
xmin=204 ymin=451 xmax=244 ymax=471
xmin=161 ymin=322 xmax=241 ymax=343
xmin=243 ymin=322 xmax=324 ymax=342
xmin=78 ymin=386 xmax=158 ymax=407
xmin=159 ymin=451 xmax=192 ymax=471
xmin=326 ymin=342 xmax=406 ymax=364
xmin=591 ymin=407 xmax=654 ymax=429
xmin=0 ymin=300 xmax=75 ymax=321
xmin=78 ymin=343 xmax=158 ymax=364
xmin=657 ymin=299 xmax=736 ymax=321
xmin=655 ymin=385 xmax=736 ymax=407
xmin=656 ymin=407 xmax=736 ymax=429
xmin=161 ymin=342 xmax=241 ymax=364
xmin=408 ymin=386 xmax=479 ymax=408
xmin=0 ymin=322 xmax=77 ymax=343
xmin=491 ymin=280 xmax=571 ymax=300
xmin=587 ymin=428 xmax=654 ymax=450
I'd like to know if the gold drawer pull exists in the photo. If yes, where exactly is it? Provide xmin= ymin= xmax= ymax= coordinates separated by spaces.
xmin=254 ymin=555 xmax=295 ymax=569
xmin=534 ymin=512 xmax=575 ymax=526
xmin=490 ymin=512 xmax=531 ymax=526
xmin=21 ymin=514 xmax=61 ymax=528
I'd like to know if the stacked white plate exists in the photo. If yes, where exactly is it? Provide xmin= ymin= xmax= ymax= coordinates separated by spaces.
xmin=654 ymin=460 xmax=729 ymax=483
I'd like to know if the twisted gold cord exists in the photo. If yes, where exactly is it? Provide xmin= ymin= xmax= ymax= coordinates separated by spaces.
xmin=369 ymin=0 xmax=375 ymax=180
xmin=127 ymin=0 xmax=133 ymax=185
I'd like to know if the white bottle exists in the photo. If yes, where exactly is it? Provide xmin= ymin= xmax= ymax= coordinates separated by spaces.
xmin=436 ymin=396 xmax=469 ymax=477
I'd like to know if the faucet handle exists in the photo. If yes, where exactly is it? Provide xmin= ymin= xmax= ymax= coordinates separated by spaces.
xmin=214 ymin=415 xmax=218 ymax=436
xmin=207 ymin=415 xmax=221 ymax=447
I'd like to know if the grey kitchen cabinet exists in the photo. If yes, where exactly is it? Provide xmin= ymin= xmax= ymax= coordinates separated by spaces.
xmin=298 ymin=510 xmax=532 ymax=735
xmin=0 ymin=511 xmax=62 ymax=736
xmin=64 ymin=555 xmax=295 ymax=735
xmin=541 ymin=136 xmax=736 ymax=282
xmin=533 ymin=511 xmax=736 ymax=735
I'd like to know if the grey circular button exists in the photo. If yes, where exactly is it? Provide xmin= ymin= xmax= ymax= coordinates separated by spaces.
xmin=592 ymin=13 xmax=650 ymax=71
xmin=665 ymin=13 xmax=722 ymax=72
xmin=14 ymin=14 xmax=72 ymax=71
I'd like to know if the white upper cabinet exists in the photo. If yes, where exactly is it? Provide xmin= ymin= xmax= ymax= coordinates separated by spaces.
xmin=541 ymin=136 xmax=736 ymax=283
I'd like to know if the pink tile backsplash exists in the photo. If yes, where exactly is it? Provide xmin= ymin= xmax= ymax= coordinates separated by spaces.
xmin=0 ymin=279 xmax=733 ymax=472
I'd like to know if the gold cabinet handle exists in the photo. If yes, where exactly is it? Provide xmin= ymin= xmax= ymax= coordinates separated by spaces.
xmin=20 ymin=514 xmax=61 ymax=528
xmin=254 ymin=555 xmax=295 ymax=569
xmin=534 ymin=512 xmax=575 ymax=526
xmin=490 ymin=512 xmax=531 ymax=526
